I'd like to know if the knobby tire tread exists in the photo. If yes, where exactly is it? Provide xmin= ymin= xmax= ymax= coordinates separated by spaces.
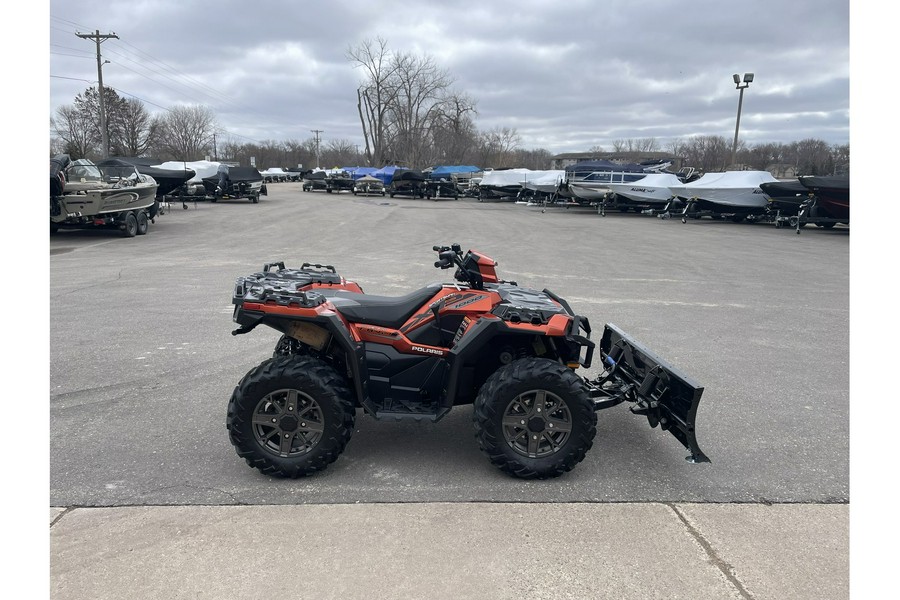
xmin=473 ymin=357 xmax=596 ymax=479
xmin=226 ymin=355 xmax=356 ymax=478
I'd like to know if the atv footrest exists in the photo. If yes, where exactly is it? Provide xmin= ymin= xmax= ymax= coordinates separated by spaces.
xmin=374 ymin=408 xmax=450 ymax=423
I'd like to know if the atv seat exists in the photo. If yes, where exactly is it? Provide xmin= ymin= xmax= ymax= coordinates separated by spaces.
xmin=323 ymin=284 xmax=442 ymax=329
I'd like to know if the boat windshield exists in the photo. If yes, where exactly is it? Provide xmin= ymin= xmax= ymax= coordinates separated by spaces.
xmin=66 ymin=160 xmax=104 ymax=184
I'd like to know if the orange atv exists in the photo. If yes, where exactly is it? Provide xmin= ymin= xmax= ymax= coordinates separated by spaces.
xmin=227 ymin=244 xmax=709 ymax=479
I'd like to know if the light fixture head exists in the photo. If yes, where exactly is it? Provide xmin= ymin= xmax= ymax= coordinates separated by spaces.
xmin=743 ymin=73 xmax=754 ymax=83
xmin=733 ymin=74 xmax=741 ymax=84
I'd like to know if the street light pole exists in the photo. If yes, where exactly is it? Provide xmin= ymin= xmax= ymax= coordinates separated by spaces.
xmin=730 ymin=72 xmax=754 ymax=169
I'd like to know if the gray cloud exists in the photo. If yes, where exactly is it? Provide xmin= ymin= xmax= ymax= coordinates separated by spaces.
xmin=49 ymin=0 xmax=850 ymax=153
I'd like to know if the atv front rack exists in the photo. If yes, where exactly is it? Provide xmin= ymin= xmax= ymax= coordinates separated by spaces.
xmin=587 ymin=323 xmax=709 ymax=464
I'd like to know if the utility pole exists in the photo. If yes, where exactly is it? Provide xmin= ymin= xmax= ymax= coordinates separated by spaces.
xmin=77 ymin=29 xmax=119 ymax=159
xmin=311 ymin=129 xmax=323 ymax=168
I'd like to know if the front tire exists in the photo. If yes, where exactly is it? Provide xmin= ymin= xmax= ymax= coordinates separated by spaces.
xmin=474 ymin=357 xmax=596 ymax=479
xmin=226 ymin=355 xmax=356 ymax=478
xmin=123 ymin=212 xmax=138 ymax=237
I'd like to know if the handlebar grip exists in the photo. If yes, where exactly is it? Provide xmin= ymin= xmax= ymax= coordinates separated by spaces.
xmin=434 ymin=259 xmax=452 ymax=269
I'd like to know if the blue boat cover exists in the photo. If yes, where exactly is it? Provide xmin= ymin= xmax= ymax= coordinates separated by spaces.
xmin=429 ymin=165 xmax=481 ymax=179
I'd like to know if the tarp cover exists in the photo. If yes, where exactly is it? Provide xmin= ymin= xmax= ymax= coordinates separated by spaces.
xmin=677 ymin=171 xmax=777 ymax=191
xmin=392 ymin=169 xmax=427 ymax=182
xmin=429 ymin=165 xmax=481 ymax=179
xmin=156 ymin=160 xmax=219 ymax=183
xmin=99 ymin=157 xmax=195 ymax=196
xmin=479 ymin=169 xmax=534 ymax=188
xmin=202 ymin=166 xmax=262 ymax=185
xmin=373 ymin=165 xmax=407 ymax=184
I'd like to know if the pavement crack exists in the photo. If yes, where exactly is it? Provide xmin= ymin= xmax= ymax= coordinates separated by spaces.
xmin=50 ymin=507 xmax=74 ymax=529
xmin=666 ymin=503 xmax=757 ymax=600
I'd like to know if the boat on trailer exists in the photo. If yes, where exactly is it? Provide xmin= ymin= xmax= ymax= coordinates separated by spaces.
xmin=50 ymin=155 xmax=159 ymax=236
xmin=670 ymin=170 xmax=777 ymax=223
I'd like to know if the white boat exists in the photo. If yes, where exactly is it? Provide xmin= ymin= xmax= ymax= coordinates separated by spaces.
xmin=668 ymin=171 xmax=777 ymax=208
xmin=567 ymin=171 xmax=648 ymax=203
xmin=606 ymin=173 xmax=683 ymax=206
xmin=669 ymin=170 xmax=779 ymax=221
xmin=477 ymin=168 xmax=533 ymax=201
xmin=519 ymin=170 xmax=565 ymax=194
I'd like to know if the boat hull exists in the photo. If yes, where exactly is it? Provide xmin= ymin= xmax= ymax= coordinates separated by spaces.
xmin=54 ymin=183 xmax=159 ymax=221
xmin=799 ymin=176 xmax=849 ymax=221
xmin=607 ymin=174 xmax=682 ymax=206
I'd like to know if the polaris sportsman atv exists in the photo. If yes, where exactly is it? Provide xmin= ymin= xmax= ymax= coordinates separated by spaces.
xmin=227 ymin=244 xmax=709 ymax=479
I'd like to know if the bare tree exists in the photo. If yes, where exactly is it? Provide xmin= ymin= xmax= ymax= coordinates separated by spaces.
xmin=679 ymin=135 xmax=731 ymax=172
xmin=427 ymin=92 xmax=478 ymax=165
xmin=155 ymin=105 xmax=217 ymax=161
xmin=386 ymin=51 xmax=455 ymax=167
xmin=787 ymin=138 xmax=835 ymax=175
xmin=109 ymin=98 xmax=162 ymax=157
xmin=612 ymin=138 xmax=659 ymax=153
xmin=51 ymin=105 xmax=98 ymax=159
xmin=347 ymin=37 xmax=399 ymax=166
xmin=348 ymin=37 xmax=473 ymax=168
xmin=476 ymin=127 xmax=522 ymax=168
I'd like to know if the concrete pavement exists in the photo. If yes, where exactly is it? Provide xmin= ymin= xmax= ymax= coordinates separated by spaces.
xmin=50 ymin=502 xmax=848 ymax=600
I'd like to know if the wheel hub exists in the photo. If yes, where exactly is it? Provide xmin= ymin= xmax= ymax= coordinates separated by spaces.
xmin=279 ymin=415 xmax=299 ymax=432
xmin=527 ymin=417 xmax=546 ymax=433
xmin=252 ymin=388 xmax=323 ymax=457
xmin=502 ymin=389 xmax=572 ymax=459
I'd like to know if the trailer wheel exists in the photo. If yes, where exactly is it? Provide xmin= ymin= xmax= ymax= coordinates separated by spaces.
xmin=227 ymin=355 xmax=356 ymax=478
xmin=136 ymin=211 xmax=149 ymax=235
xmin=122 ymin=212 xmax=138 ymax=237
xmin=474 ymin=357 xmax=596 ymax=479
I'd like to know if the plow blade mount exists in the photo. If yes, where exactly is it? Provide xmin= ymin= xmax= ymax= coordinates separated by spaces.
xmin=599 ymin=323 xmax=709 ymax=463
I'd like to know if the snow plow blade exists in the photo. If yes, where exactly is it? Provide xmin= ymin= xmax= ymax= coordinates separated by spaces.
xmin=595 ymin=323 xmax=709 ymax=464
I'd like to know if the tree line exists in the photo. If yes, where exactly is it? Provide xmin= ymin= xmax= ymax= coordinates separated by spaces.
xmin=51 ymin=37 xmax=848 ymax=176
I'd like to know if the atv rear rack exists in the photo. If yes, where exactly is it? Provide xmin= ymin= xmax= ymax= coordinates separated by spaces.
xmin=586 ymin=323 xmax=709 ymax=464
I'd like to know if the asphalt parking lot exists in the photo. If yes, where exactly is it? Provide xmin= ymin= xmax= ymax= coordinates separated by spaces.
xmin=49 ymin=182 xmax=849 ymax=506
xmin=46 ymin=182 xmax=854 ymax=599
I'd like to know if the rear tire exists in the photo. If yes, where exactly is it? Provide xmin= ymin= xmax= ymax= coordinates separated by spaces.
xmin=473 ymin=357 xmax=596 ymax=479
xmin=136 ymin=211 xmax=149 ymax=235
xmin=227 ymin=355 xmax=356 ymax=478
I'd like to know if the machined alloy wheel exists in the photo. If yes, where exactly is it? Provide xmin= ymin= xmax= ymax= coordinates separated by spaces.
xmin=250 ymin=388 xmax=324 ymax=457
xmin=500 ymin=389 xmax=572 ymax=458
xmin=227 ymin=355 xmax=356 ymax=477
xmin=474 ymin=357 xmax=596 ymax=479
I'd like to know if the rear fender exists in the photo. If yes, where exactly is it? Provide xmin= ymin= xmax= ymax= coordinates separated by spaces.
xmin=232 ymin=305 xmax=369 ymax=408
xmin=594 ymin=323 xmax=709 ymax=463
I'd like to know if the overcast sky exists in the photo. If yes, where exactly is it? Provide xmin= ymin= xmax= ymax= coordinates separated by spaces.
xmin=48 ymin=0 xmax=850 ymax=155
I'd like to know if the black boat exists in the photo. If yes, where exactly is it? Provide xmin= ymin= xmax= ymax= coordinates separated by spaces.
xmin=201 ymin=166 xmax=266 ymax=203
xmin=389 ymin=169 xmax=428 ymax=198
xmin=97 ymin=157 xmax=195 ymax=198
xmin=760 ymin=179 xmax=810 ymax=215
